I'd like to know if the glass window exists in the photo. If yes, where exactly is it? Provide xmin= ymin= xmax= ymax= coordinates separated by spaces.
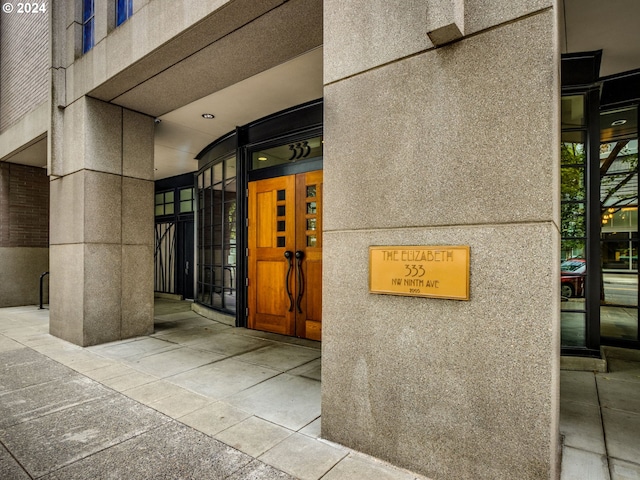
xmin=82 ymin=0 xmax=95 ymax=53
xmin=561 ymin=312 xmax=586 ymax=347
xmin=154 ymin=191 xmax=175 ymax=217
xmin=561 ymin=93 xmax=588 ymax=348
xmin=179 ymin=188 xmax=194 ymax=213
xmin=561 ymin=95 xmax=585 ymax=129
xmin=252 ymin=135 xmax=323 ymax=170
xmin=116 ymin=0 xmax=133 ymax=26
xmin=600 ymin=106 xmax=638 ymax=343
xmin=197 ymin=156 xmax=237 ymax=314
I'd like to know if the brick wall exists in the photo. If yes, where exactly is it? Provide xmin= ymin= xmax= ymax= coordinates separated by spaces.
xmin=0 ymin=163 xmax=49 ymax=247
xmin=0 ymin=7 xmax=49 ymax=132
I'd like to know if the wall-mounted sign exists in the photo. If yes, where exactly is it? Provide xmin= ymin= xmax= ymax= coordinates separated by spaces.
xmin=369 ymin=246 xmax=470 ymax=300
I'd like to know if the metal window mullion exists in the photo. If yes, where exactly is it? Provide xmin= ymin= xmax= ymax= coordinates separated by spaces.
xmin=585 ymin=87 xmax=602 ymax=351
xmin=221 ymin=159 xmax=227 ymax=309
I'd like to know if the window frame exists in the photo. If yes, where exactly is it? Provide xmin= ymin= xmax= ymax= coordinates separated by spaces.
xmin=116 ymin=0 xmax=133 ymax=27
xmin=82 ymin=0 xmax=95 ymax=54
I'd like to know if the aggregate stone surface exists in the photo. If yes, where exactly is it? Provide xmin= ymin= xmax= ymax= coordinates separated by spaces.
xmin=1 ymin=394 xmax=170 ymax=478
xmin=226 ymin=459 xmax=298 ymax=480
xmin=0 ymin=348 xmax=76 ymax=393
xmin=0 ymin=441 xmax=30 ymax=480
xmin=39 ymin=421 xmax=256 ymax=480
xmin=0 ymin=375 xmax=112 ymax=428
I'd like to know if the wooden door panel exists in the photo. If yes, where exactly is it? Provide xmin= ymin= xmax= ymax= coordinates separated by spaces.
xmin=248 ymin=171 xmax=322 ymax=340
xmin=295 ymin=171 xmax=323 ymax=340
xmin=248 ymin=176 xmax=295 ymax=335
xmin=304 ymin=260 xmax=322 ymax=321
xmin=256 ymin=191 xmax=276 ymax=248
xmin=256 ymin=261 xmax=287 ymax=315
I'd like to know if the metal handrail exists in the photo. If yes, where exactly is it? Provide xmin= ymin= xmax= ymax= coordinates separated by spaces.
xmin=39 ymin=272 xmax=49 ymax=309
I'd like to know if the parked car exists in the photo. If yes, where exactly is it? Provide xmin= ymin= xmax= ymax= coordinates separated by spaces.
xmin=561 ymin=258 xmax=586 ymax=298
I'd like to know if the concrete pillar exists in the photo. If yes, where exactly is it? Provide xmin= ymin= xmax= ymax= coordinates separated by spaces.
xmin=322 ymin=1 xmax=559 ymax=479
xmin=49 ymin=96 xmax=155 ymax=346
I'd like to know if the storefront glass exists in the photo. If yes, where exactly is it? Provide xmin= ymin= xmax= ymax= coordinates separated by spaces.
xmin=600 ymin=106 xmax=639 ymax=342
xmin=196 ymin=155 xmax=237 ymax=313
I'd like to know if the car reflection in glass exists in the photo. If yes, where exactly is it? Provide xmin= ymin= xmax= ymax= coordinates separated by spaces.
xmin=561 ymin=258 xmax=586 ymax=299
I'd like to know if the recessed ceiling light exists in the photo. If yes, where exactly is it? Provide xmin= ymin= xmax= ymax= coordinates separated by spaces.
xmin=202 ymin=113 xmax=215 ymax=119
xmin=258 ymin=156 xmax=267 ymax=161
xmin=611 ymin=119 xmax=627 ymax=126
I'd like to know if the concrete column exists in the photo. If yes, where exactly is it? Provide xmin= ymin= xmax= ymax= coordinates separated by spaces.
xmin=322 ymin=1 xmax=559 ymax=479
xmin=49 ymin=96 xmax=155 ymax=346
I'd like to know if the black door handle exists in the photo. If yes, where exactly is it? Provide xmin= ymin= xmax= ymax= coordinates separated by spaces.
xmin=284 ymin=251 xmax=294 ymax=312
xmin=295 ymin=250 xmax=305 ymax=313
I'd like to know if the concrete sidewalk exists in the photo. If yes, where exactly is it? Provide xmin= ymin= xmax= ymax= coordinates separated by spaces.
xmin=1 ymin=299 xmax=639 ymax=479
xmin=0 ymin=301 xmax=427 ymax=480
xmin=560 ymin=348 xmax=640 ymax=480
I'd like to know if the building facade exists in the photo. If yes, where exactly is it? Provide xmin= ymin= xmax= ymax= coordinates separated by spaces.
xmin=2 ymin=1 xmax=639 ymax=478
xmin=0 ymin=4 xmax=49 ymax=307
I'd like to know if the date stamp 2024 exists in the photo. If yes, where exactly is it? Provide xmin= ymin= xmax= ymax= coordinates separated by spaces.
xmin=2 ymin=2 xmax=47 ymax=14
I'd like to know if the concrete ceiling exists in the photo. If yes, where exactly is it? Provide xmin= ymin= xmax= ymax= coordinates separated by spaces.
xmin=153 ymin=47 xmax=323 ymax=179
xmin=1 ymin=136 xmax=47 ymax=168
xmin=560 ymin=0 xmax=640 ymax=77
xmin=156 ymin=2 xmax=640 ymax=180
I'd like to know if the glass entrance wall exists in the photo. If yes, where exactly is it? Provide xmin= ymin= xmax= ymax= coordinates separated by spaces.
xmin=194 ymin=99 xmax=323 ymax=323
xmin=561 ymin=94 xmax=589 ymax=347
xmin=197 ymin=155 xmax=237 ymax=313
xmin=600 ymin=106 xmax=639 ymax=342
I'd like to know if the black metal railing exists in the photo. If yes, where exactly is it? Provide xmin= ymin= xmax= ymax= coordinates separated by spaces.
xmin=39 ymin=271 xmax=49 ymax=309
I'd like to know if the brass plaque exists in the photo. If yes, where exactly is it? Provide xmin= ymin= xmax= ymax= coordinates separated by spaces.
xmin=369 ymin=246 xmax=470 ymax=300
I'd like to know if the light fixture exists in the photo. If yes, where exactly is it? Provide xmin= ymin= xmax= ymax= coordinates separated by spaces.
xmin=611 ymin=119 xmax=627 ymax=126
xmin=201 ymin=113 xmax=215 ymax=119
xmin=608 ymin=208 xmax=615 ymax=213
xmin=258 ymin=156 xmax=267 ymax=161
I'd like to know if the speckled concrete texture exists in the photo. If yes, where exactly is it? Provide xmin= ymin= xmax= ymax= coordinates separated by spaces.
xmin=324 ymin=0 xmax=552 ymax=83
xmin=50 ymin=96 xmax=156 ymax=346
xmin=0 ymin=442 xmax=30 ymax=480
xmin=121 ymin=244 xmax=154 ymax=339
xmin=464 ymin=0 xmax=552 ymax=36
xmin=226 ymin=460 xmax=298 ymax=480
xmin=321 ymin=223 xmax=559 ymax=479
xmin=0 ymin=375 xmax=112 ymax=429
xmin=84 ymin=171 xmax=122 ymax=244
xmin=0 ymin=348 xmax=74 ymax=393
xmin=49 ymin=172 xmax=85 ymax=245
xmin=324 ymin=0 xmax=431 ymax=84
xmin=2 ymin=394 xmax=169 ymax=478
xmin=111 ymin=0 xmax=323 ymax=116
xmin=38 ymin=421 xmax=252 ymax=480
xmin=122 ymin=109 xmax=154 ymax=181
xmin=324 ymin=11 xmax=557 ymax=231
xmin=84 ymin=97 xmax=123 ymax=175
xmin=425 ymin=0 xmax=465 ymax=37
xmin=49 ymin=243 xmax=84 ymax=345
xmin=83 ymin=243 xmax=122 ymax=346
xmin=122 ymin=177 xmax=153 ymax=245
xmin=60 ymin=98 xmax=85 ymax=176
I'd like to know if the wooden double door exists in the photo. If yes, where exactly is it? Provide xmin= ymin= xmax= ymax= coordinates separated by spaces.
xmin=248 ymin=170 xmax=322 ymax=340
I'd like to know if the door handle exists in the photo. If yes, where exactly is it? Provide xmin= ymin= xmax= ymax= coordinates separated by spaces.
xmin=295 ymin=250 xmax=305 ymax=313
xmin=284 ymin=251 xmax=294 ymax=312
